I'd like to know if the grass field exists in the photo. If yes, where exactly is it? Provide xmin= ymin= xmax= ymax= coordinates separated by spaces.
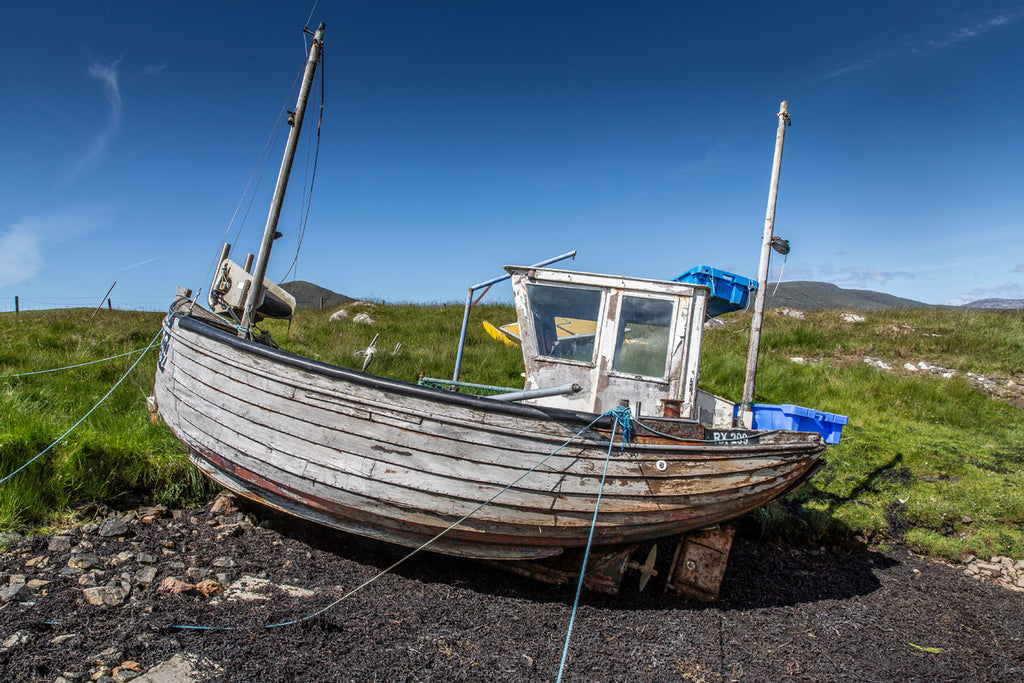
xmin=1 ymin=303 xmax=1022 ymax=562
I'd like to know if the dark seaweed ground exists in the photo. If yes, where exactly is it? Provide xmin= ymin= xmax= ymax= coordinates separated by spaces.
xmin=2 ymin=497 xmax=1022 ymax=682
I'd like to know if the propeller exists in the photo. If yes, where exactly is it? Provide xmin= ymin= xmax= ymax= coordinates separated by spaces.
xmin=626 ymin=544 xmax=659 ymax=592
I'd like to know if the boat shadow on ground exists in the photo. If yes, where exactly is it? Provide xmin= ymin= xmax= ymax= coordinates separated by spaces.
xmin=252 ymin=503 xmax=898 ymax=613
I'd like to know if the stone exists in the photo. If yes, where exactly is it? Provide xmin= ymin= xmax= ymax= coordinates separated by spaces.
xmin=83 ymin=585 xmax=128 ymax=607
xmin=789 ymin=357 xmax=806 ymax=364
xmin=136 ymin=506 xmax=167 ymax=523
xmin=113 ymin=671 xmax=139 ymax=683
xmin=353 ymin=312 xmax=376 ymax=324
xmin=211 ymin=556 xmax=237 ymax=568
xmin=840 ymin=313 xmax=866 ymax=323
xmin=210 ymin=493 xmax=238 ymax=516
xmin=0 ymin=583 xmax=30 ymax=602
xmin=158 ymin=576 xmax=195 ymax=594
xmin=24 ymin=554 xmax=48 ymax=568
xmin=961 ymin=515 xmax=973 ymax=525
xmin=49 ymin=536 xmax=73 ymax=552
xmin=136 ymin=552 xmax=157 ymax=565
xmin=51 ymin=634 xmax=80 ymax=646
xmin=98 ymin=518 xmax=130 ymax=538
xmin=329 ymin=309 xmax=348 ymax=321
xmin=69 ymin=552 xmax=104 ymax=570
xmin=904 ymin=363 xmax=918 ymax=372
xmin=195 ymin=578 xmax=223 ymax=598
xmin=133 ymin=566 xmax=158 ymax=587
xmin=186 ymin=567 xmax=209 ymax=582
xmin=27 ymin=578 xmax=51 ymax=591
xmin=0 ymin=530 xmax=23 ymax=546
xmin=90 ymin=646 xmax=125 ymax=667
xmin=81 ymin=522 xmax=100 ymax=534
xmin=1 ymin=629 xmax=30 ymax=651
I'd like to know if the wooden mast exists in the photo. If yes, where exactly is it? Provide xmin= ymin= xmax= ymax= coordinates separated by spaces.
xmin=739 ymin=100 xmax=789 ymax=426
xmin=238 ymin=23 xmax=325 ymax=336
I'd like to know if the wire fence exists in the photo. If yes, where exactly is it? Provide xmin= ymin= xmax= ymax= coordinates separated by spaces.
xmin=1 ymin=296 xmax=176 ymax=314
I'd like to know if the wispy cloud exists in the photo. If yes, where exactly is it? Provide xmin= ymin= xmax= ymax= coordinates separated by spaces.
xmin=141 ymin=64 xmax=166 ymax=77
xmin=784 ymin=263 xmax=914 ymax=289
xmin=1012 ymin=263 xmax=1024 ymax=273
xmin=119 ymin=257 xmax=158 ymax=271
xmin=946 ymin=281 xmax=1024 ymax=306
xmin=0 ymin=205 xmax=116 ymax=289
xmin=70 ymin=57 xmax=123 ymax=178
xmin=828 ymin=8 xmax=1023 ymax=79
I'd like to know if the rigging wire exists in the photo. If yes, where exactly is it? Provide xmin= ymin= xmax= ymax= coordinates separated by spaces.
xmin=0 ymin=330 xmax=162 ymax=487
xmin=194 ymin=66 xmax=304 ymax=298
xmin=279 ymin=46 xmax=325 ymax=283
xmin=0 ymin=345 xmax=154 ymax=380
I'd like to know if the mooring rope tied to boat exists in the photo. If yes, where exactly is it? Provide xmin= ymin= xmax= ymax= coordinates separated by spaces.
xmin=0 ymin=330 xmax=163 ymax=487
xmin=0 ymin=343 xmax=157 ymax=380
xmin=556 ymin=404 xmax=628 ymax=683
xmin=171 ymin=406 xmax=633 ymax=633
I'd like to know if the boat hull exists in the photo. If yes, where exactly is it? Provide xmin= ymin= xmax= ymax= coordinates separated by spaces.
xmin=152 ymin=310 xmax=825 ymax=561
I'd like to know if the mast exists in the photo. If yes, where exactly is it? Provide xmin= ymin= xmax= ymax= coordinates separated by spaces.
xmin=238 ymin=23 xmax=326 ymax=336
xmin=739 ymin=100 xmax=789 ymax=427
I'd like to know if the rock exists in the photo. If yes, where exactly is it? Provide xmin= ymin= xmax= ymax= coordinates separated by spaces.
xmin=69 ymin=552 xmax=104 ymax=570
xmin=120 ymin=661 xmax=141 ymax=672
xmin=79 ymin=570 xmax=105 ymax=587
xmin=775 ymin=307 xmax=805 ymax=319
xmin=329 ymin=309 xmax=348 ymax=321
xmin=863 ymin=357 xmax=891 ymax=371
xmin=51 ymin=634 xmax=80 ymax=646
xmin=134 ymin=566 xmax=158 ymax=587
xmin=99 ymin=518 xmax=130 ymax=538
xmin=789 ymin=357 xmax=806 ymax=364
xmin=113 ymin=550 xmax=136 ymax=565
xmin=353 ymin=312 xmax=376 ymax=324
xmin=210 ymin=493 xmax=238 ymax=516
xmin=81 ymin=522 xmax=100 ymax=534
xmin=1 ymin=629 xmax=30 ymax=651
xmin=0 ymin=583 xmax=30 ymax=602
xmin=90 ymin=646 xmax=125 ymax=668
xmin=904 ymin=363 xmax=918 ymax=372
xmin=212 ymin=556 xmax=237 ymax=568
xmin=136 ymin=505 xmax=167 ymax=523
xmin=195 ymin=578 xmax=223 ymax=598
xmin=961 ymin=515 xmax=973 ymax=525
xmin=137 ymin=552 xmax=157 ymax=565
xmin=0 ymin=530 xmax=23 ymax=546
xmin=83 ymin=585 xmax=129 ymax=607
xmin=840 ymin=313 xmax=866 ymax=323
xmin=158 ymin=576 xmax=195 ymax=594
xmin=49 ymin=536 xmax=73 ymax=552
xmin=112 ymin=672 xmax=139 ymax=683
xmin=27 ymin=578 xmax=50 ymax=591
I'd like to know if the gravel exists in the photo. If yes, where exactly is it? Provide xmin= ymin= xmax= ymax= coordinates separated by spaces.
xmin=1 ymin=495 xmax=1022 ymax=682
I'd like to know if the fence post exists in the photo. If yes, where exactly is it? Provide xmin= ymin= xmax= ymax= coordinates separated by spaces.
xmin=14 ymin=296 xmax=18 ymax=315
xmin=107 ymin=298 xmax=112 ymax=310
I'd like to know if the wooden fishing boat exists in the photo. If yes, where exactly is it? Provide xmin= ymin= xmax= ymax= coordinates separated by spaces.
xmin=150 ymin=24 xmax=830 ymax=597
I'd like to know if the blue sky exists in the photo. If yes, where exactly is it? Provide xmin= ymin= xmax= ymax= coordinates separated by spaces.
xmin=2 ymin=1 xmax=1022 ymax=310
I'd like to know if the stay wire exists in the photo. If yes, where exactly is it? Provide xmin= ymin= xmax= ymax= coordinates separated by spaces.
xmin=0 ymin=330 xmax=163 ymax=487
xmin=0 ymin=345 xmax=154 ymax=380
xmin=172 ymin=409 xmax=625 ymax=631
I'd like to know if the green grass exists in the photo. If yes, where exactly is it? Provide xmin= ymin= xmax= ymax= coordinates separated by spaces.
xmin=2 ymin=303 xmax=1023 ymax=563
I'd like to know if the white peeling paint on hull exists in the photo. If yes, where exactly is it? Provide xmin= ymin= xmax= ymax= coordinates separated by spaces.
xmin=153 ymin=312 xmax=825 ymax=560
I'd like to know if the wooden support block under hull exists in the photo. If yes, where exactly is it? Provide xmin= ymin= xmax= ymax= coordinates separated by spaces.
xmin=664 ymin=524 xmax=736 ymax=602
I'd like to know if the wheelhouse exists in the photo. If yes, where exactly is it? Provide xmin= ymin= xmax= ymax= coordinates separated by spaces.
xmin=507 ymin=266 xmax=710 ymax=418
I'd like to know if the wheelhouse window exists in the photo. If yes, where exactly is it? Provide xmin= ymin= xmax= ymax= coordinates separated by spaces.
xmin=613 ymin=296 xmax=674 ymax=378
xmin=526 ymin=284 xmax=602 ymax=363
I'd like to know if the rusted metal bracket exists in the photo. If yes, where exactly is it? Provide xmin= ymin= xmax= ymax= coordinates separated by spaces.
xmin=664 ymin=524 xmax=736 ymax=602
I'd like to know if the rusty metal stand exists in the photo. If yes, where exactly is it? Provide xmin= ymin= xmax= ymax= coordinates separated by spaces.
xmin=664 ymin=524 xmax=736 ymax=602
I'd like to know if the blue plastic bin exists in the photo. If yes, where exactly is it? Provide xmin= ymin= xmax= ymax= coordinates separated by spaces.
xmin=733 ymin=403 xmax=848 ymax=444
xmin=673 ymin=266 xmax=757 ymax=318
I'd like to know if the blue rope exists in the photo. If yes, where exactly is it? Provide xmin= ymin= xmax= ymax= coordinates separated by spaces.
xmin=0 ymin=330 xmax=163 ymax=487
xmin=556 ymin=405 xmax=626 ymax=682
xmin=0 ymin=345 xmax=153 ymax=380
xmin=172 ymin=408 xmax=625 ymax=631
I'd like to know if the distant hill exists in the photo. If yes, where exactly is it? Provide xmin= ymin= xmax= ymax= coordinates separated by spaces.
xmin=961 ymin=298 xmax=1024 ymax=310
xmin=763 ymin=281 xmax=930 ymax=311
xmin=280 ymin=280 xmax=353 ymax=310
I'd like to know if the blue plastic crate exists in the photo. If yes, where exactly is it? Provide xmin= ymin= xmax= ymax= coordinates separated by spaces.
xmin=733 ymin=403 xmax=848 ymax=444
xmin=673 ymin=265 xmax=758 ymax=318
